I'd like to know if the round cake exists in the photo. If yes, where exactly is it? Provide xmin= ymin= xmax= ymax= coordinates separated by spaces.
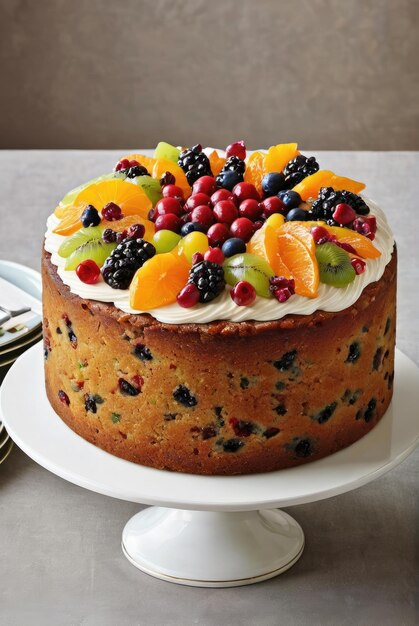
xmin=43 ymin=142 xmax=396 ymax=475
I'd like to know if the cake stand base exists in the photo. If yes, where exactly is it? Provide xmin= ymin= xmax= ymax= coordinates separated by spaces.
xmin=122 ymin=507 xmax=304 ymax=587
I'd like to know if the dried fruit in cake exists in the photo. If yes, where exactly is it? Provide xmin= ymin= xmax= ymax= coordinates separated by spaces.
xmin=152 ymin=158 xmax=191 ymax=199
xmin=188 ymin=260 xmax=226 ymax=303
xmin=264 ymin=143 xmax=299 ymax=174
xmin=315 ymin=242 xmax=356 ymax=287
xmin=223 ymin=253 xmax=275 ymax=298
xmin=309 ymin=187 xmax=370 ymax=223
xmin=283 ymin=155 xmax=319 ymax=188
xmin=129 ymin=252 xmax=190 ymax=310
xmin=102 ymin=238 xmax=156 ymax=289
xmin=154 ymin=141 xmax=181 ymax=164
xmin=178 ymin=144 xmax=213 ymax=186
xmin=60 ymin=228 xmax=116 ymax=271
xmin=276 ymin=232 xmax=319 ymax=298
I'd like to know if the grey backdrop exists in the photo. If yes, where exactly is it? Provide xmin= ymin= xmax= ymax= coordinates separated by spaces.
xmin=1 ymin=0 xmax=418 ymax=150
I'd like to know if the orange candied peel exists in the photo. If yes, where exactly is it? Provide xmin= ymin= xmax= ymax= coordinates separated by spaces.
xmin=208 ymin=150 xmax=226 ymax=177
xmin=263 ymin=143 xmax=299 ymax=174
xmin=244 ymin=151 xmax=265 ymax=194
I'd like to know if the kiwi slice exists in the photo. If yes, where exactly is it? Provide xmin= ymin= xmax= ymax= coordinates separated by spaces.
xmin=135 ymin=176 xmax=162 ymax=206
xmin=223 ymin=253 xmax=275 ymax=298
xmin=59 ymin=172 xmax=122 ymax=207
xmin=315 ymin=242 xmax=356 ymax=287
xmin=153 ymin=141 xmax=180 ymax=163
xmin=58 ymin=227 xmax=115 ymax=270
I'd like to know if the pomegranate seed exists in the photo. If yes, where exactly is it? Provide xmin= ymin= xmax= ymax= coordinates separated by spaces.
xmin=213 ymin=200 xmax=238 ymax=225
xmin=204 ymin=247 xmax=225 ymax=264
xmin=332 ymin=203 xmax=356 ymax=225
xmin=116 ymin=230 xmax=128 ymax=243
xmin=154 ymin=197 xmax=183 ymax=217
xmin=126 ymin=223 xmax=145 ymax=239
xmin=226 ymin=141 xmax=246 ymax=160
xmin=129 ymin=159 xmax=139 ymax=167
xmin=364 ymin=215 xmax=377 ymax=238
xmin=192 ymin=252 xmax=204 ymax=265
xmin=311 ymin=225 xmax=331 ymax=244
xmin=207 ymin=223 xmax=230 ymax=247
xmin=191 ymin=205 xmax=214 ymax=228
xmin=230 ymin=280 xmax=256 ymax=306
xmin=115 ymin=158 xmax=130 ymax=171
xmin=185 ymin=193 xmax=212 ymax=212
xmin=154 ymin=214 xmax=182 ymax=233
xmin=260 ymin=196 xmax=287 ymax=217
xmin=239 ymin=198 xmax=262 ymax=221
xmin=101 ymin=202 xmax=122 ymax=221
xmin=160 ymin=171 xmax=176 ymax=186
xmin=230 ymin=217 xmax=255 ymax=242
xmin=335 ymin=240 xmax=357 ymax=254
xmin=162 ymin=184 xmax=184 ymax=201
xmin=353 ymin=217 xmax=374 ymax=240
xmin=273 ymin=287 xmax=293 ymax=303
xmin=177 ymin=283 xmax=200 ymax=308
xmin=269 ymin=276 xmax=295 ymax=294
xmin=192 ymin=176 xmax=217 ymax=196
xmin=210 ymin=189 xmax=235 ymax=206
xmin=351 ymin=258 xmax=366 ymax=274
xmin=232 ymin=182 xmax=260 ymax=203
xmin=76 ymin=260 xmax=101 ymax=284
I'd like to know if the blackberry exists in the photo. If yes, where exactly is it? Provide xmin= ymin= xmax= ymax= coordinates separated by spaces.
xmin=188 ymin=260 xmax=225 ymax=303
xmin=126 ymin=165 xmax=150 ymax=178
xmin=178 ymin=144 xmax=212 ymax=185
xmin=216 ymin=156 xmax=245 ymax=189
xmin=224 ymin=155 xmax=245 ymax=175
xmin=102 ymin=238 xmax=156 ymax=289
xmin=309 ymin=187 xmax=369 ymax=223
xmin=283 ymin=155 xmax=319 ymax=188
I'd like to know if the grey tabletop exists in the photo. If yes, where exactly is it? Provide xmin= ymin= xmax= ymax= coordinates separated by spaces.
xmin=0 ymin=151 xmax=418 ymax=626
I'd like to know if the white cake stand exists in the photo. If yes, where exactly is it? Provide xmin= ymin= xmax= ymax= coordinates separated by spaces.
xmin=1 ymin=344 xmax=418 ymax=587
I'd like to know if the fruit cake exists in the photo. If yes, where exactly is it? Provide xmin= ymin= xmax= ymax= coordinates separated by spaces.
xmin=43 ymin=141 xmax=396 ymax=475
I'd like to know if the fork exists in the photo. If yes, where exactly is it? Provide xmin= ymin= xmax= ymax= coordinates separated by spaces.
xmin=0 ymin=305 xmax=31 ymax=326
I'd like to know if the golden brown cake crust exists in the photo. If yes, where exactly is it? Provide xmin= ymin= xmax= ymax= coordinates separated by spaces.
xmin=42 ymin=248 xmax=397 ymax=475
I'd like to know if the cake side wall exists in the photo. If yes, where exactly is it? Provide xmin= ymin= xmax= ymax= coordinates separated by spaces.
xmin=42 ymin=250 xmax=397 ymax=475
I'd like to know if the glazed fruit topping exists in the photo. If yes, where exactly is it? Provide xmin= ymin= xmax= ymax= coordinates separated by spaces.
xmin=207 ymin=223 xmax=230 ymax=247
xmin=260 ymin=196 xmax=286 ymax=218
xmin=154 ymin=197 xmax=183 ymax=217
xmin=187 ymin=260 xmax=226 ymax=303
xmin=222 ymin=238 xmax=246 ymax=258
xmin=154 ymin=213 xmax=182 ymax=233
xmin=232 ymin=182 xmax=260 ymax=203
xmin=81 ymin=205 xmax=101 ymax=228
xmin=277 ymin=190 xmax=301 ymax=209
xmin=204 ymin=247 xmax=225 ymax=265
xmin=126 ymin=223 xmax=146 ymax=239
xmin=177 ymin=283 xmax=200 ymax=308
xmin=159 ymin=171 xmax=176 ymax=186
xmin=230 ymin=217 xmax=255 ymax=242
xmin=239 ymin=199 xmax=262 ymax=221
xmin=332 ymin=203 xmax=356 ymax=225
xmin=283 ymin=155 xmax=319 ymax=188
xmin=178 ymin=145 xmax=213 ymax=185
xmin=351 ymin=257 xmax=366 ymax=275
xmin=162 ymin=184 xmax=184 ymax=202
xmin=213 ymin=200 xmax=238 ymax=224
xmin=230 ymin=280 xmax=256 ymax=306
xmin=126 ymin=164 xmax=149 ymax=178
xmin=76 ymin=259 xmax=101 ymax=284
xmin=192 ymin=175 xmax=217 ymax=196
xmin=102 ymin=202 xmax=122 ymax=221
xmin=261 ymin=172 xmax=286 ymax=196
xmin=269 ymin=276 xmax=296 ymax=303
xmin=102 ymin=238 xmax=156 ymax=289
xmin=226 ymin=140 xmax=246 ymax=161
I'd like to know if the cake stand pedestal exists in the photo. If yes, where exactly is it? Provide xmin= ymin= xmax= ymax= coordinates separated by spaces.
xmin=1 ymin=345 xmax=418 ymax=587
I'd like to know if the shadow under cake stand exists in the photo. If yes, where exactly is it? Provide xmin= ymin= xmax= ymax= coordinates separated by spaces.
xmin=1 ymin=344 xmax=418 ymax=587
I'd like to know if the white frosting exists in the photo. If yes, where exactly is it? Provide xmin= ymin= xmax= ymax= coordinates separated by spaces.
xmin=44 ymin=194 xmax=394 ymax=324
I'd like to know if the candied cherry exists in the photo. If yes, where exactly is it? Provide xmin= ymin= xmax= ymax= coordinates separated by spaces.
xmin=154 ymin=197 xmax=183 ymax=217
xmin=154 ymin=214 xmax=182 ymax=233
xmin=160 ymin=171 xmax=176 ymax=186
xmin=213 ymin=200 xmax=238 ymax=225
xmin=192 ymin=176 xmax=217 ymax=196
xmin=115 ymin=158 xmax=130 ymax=172
xmin=204 ymin=247 xmax=225 ymax=265
xmin=230 ymin=217 xmax=255 ymax=242
xmin=231 ymin=281 xmax=256 ymax=306
xmin=239 ymin=199 xmax=262 ymax=221
xmin=185 ymin=193 xmax=212 ymax=212
xmin=162 ymin=184 xmax=184 ymax=202
xmin=311 ymin=225 xmax=331 ymax=244
xmin=177 ymin=284 xmax=200 ymax=308
xmin=232 ymin=182 xmax=260 ymax=203
xmin=332 ymin=203 xmax=356 ymax=225
xmin=211 ymin=189 xmax=235 ymax=206
xmin=126 ymin=223 xmax=145 ymax=239
xmin=226 ymin=141 xmax=246 ymax=161
xmin=191 ymin=205 xmax=214 ymax=228
xmin=207 ymin=223 xmax=230 ymax=247
xmin=76 ymin=260 xmax=101 ymax=284
xmin=101 ymin=202 xmax=122 ymax=221
xmin=260 ymin=196 xmax=286 ymax=217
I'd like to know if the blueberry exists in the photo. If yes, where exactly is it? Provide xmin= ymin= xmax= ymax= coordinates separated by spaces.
xmin=262 ymin=172 xmax=286 ymax=196
xmin=223 ymin=438 xmax=245 ymax=453
xmin=286 ymin=208 xmax=308 ymax=221
xmin=173 ymin=384 xmax=197 ymax=407
xmin=278 ymin=190 xmax=301 ymax=209
xmin=181 ymin=222 xmax=196 ymax=237
xmin=294 ymin=438 xmax=312 ymax=458
xmin=273 ymin=350 xmax=297 ymax=371
xmin=192 ymin=222 xmax=208 ymax=234
xmin=216 ymin=170 xmax=242 ymax=191
xmin=222 ymin=237 xmax=247 ymax=257
xmin=263 ymin=427 xmax=280 ymax=439
xmin=133 ymin=343 xmax=153 ymax=361
xmin=346 ymin=342 xmax=361 ymax=363
xmin=81 ymin=204 xmax=101 ymax=227
xmin=118 ymin=379 xmax=140 ymax=396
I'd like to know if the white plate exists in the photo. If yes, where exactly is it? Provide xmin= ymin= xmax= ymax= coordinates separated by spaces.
xmin=0 ymin=261 xmax=42 ymax=309
xmin=0 ymin=344 xmax=418 ymax=512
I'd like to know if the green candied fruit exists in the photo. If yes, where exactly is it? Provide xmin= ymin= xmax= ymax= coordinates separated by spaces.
xmin=111 ymin=412 xmax=121 ymax=424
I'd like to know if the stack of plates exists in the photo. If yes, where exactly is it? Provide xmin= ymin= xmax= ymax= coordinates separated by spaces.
xmin=0 ymin=260 xmax=42 ymax=464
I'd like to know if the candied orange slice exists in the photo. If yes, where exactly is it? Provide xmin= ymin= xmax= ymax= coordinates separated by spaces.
xmin=263 ymin=143 xmax=299 ymax=174
xmin=279 ymin=222 xmax=316 ymax=255
xmin=326 ymin=226 xmax=380 ymax=259
xmin=129 ymin=252 xmax=190 ymax=311
xmin=330 ymin=175 xmax=366 ymax=195
xmin=109 ymin=215 xmax=155 ymax=242
xmin=277 ymin=232 xmax=319 ymax=298
xmin=208 ymin=150 xmax=225 ymax=177
xmin=53 ymin=180 xmax=152 ymax=236
xmin=244 ymin=151 xmax=265 ymax=194
xmin=247 ymin=218 xmax=290 ymax=277
xmin=152 ymin=159 xmax=191 ymax=199
xmin=292 ymin=170 xmax=335 ymax=201
xmin=119 ymin=153 xmax=156 ymax=172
